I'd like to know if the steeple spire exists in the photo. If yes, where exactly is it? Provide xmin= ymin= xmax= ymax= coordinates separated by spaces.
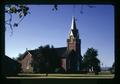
xmin=68 ymin=16 xmax=79 ymax=39
xmin=71 ymin=16 xmax=77 ymax=30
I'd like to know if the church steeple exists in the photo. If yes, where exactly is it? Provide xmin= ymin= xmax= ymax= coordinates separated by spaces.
xmin=67 ymin=16 xmax=82 ymax=72
xmin=70 ymin=16 xmax=77 ymax=30
xmin=68 ymin=16 xmax=79 ymax=39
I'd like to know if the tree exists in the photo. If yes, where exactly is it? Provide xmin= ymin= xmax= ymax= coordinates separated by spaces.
xmin=82 ymin=48 xmax=101 ymax=75
xmin=5 ymin=4 xmax=59 ymax=36
xmin=16 ymin=53 xmax=24 ymax=61
xmin=5 ymin=5 xmax=30 ymax=35
xmin=12 ymin=57 xmax=17 ymax=61
xmin=31 ymin=45 xmax=61 ymax=73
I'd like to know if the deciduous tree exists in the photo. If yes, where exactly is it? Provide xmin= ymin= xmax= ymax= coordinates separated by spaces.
xmin=82 ymin=48 xmax=101 ymax=74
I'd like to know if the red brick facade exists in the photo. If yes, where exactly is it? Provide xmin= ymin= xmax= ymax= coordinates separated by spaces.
xmin=20 ymin=52 xmax=33 ymax=72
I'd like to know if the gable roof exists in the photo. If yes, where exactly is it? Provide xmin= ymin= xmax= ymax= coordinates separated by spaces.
xmin=20 ymin=47 xmax=67 ymax=60
xmin=21 ymin=49 xmax=38 ymax=60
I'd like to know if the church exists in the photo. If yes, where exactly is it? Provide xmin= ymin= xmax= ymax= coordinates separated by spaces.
xmin=19 ymin=16 xmax=82 ymax=73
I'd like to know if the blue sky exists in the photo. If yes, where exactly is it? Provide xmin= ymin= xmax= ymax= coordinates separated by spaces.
xmin=5 ymin=5 xmax=114 ymax=67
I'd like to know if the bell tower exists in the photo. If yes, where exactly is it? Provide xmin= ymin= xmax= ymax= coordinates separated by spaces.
xmin=67 ymin=16 xmax=82 ymax=72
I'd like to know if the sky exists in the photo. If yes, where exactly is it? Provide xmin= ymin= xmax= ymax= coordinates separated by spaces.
xmin=5 ymin=5 xmax=114 ymax=67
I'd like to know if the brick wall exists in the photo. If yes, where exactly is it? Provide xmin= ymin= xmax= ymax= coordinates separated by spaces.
xmin=20 ymin=53 xmax=33 ymax=73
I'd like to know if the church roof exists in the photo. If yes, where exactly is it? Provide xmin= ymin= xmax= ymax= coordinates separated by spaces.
xmin=19 ymin=49 xmax=38 ymax=60
xmin=20 ymin=47 xmax=67 ymax=60
xmin=55 ymin=47 xmax=67 ymax=58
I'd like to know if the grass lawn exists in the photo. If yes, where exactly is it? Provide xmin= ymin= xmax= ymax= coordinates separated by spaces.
xmin=6 ymin=71 xmax=114 ymax=79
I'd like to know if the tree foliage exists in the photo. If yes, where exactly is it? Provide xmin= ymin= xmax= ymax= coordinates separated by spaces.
xmin=82 ymin=48 xmax=101 ymax=74
xmin=5 ymin=4 xmax=30 ymax=35
xmin=16 ymin=53 xmax=24 ymax=61
xmin=31 ymin=45 xmax=61 ymax=73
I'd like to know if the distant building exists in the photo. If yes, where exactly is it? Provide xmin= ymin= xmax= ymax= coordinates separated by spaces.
xmin=1 ymin=55 xmax=21 ymax=76
xmin=19 ymin=16 xmax=82 ymax=73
